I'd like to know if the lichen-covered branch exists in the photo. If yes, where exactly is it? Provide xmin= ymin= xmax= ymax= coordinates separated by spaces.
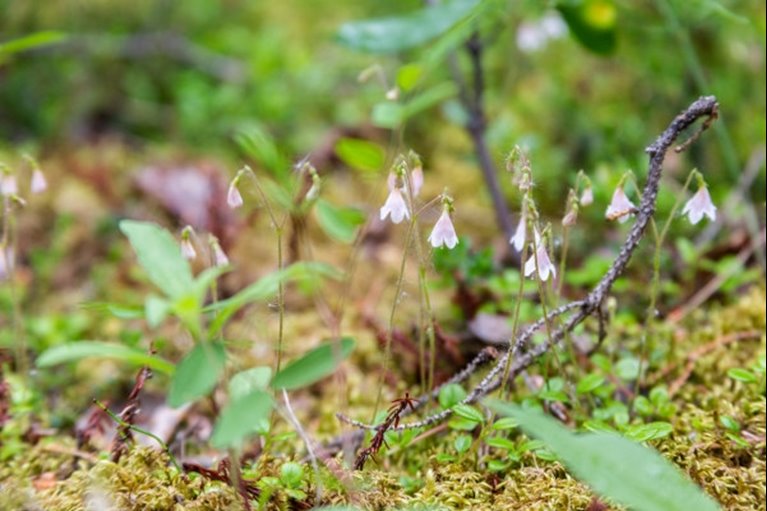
xmin=338 ymin=96 xmax=719 ymax=439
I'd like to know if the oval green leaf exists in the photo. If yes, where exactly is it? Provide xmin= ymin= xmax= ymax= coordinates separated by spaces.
xmin=315 ymin=199 xmax=366 ymax=243
xmin=334 ymin=138 xmax=385 ymax=174
xmin=337 ymin=0 xmax=479 ymax=54
xmin=168 ymin=341 xmax=226 ymax=408
xmin=271 ymin=338 xmax=355 ymax=390
xmin=211 ymin=389 xmax=274 ymax=450
xmin=451 ymin=403 xmax=484 ymax=424
xmin=120 ymin=220 xmax=193 ymax=298
xmin=228 ymin=366 xmax=273 ymax=401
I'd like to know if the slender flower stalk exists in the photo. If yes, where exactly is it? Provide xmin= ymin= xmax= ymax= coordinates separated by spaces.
xmin=682 ymin=182 xmax=716 ymax=224
xmin=605 ymin=183 xmax=636 ymax=223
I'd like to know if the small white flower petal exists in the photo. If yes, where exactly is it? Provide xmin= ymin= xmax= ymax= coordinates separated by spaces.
xmin=410 ymin=167 xmax=424 ymax=197
xmin=227 ymin=182 xmax=244 ymax=209
xmin=213 ymin=243 xmax=229 ymax=267
xmin=428 ymin=210 xmax=458 ymax=249
xmin=380 ymin=188 xmax=410 ymax=224
xmin=31 ymin=169 xmax=48 ymax=194
xmin=1 ymin=175 xmax=18 ymax=196
xmin=523 ymin=229 xmax=556 ymax=282
xmin=605 ymin=187 xmax=635 ymax=223
xmin=580 ymin=186 xmax=593 ymax=206
xmin=181 ymin=239 xmax=197 ymax=260
xmin=387 ymin=172 xmax=397 ymax=192
xmin=682 ymin=187 xmax=716 ymax=225
xmin=510 ymin=215 xmax=526 ymax=252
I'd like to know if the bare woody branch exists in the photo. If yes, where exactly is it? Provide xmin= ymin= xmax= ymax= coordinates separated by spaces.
xmin=337 ymin=96 xmax=720 ymax=436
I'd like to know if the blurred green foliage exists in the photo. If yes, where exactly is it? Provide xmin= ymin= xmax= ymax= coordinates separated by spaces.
xmin=0 ymin=0 xmax=764 ymax=258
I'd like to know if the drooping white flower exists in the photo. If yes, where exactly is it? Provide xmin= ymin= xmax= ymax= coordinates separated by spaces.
xmin=510 ymin=213 xmax=526 ymax=252
xmin=380 ymin=187 xmax=410 ymax=224
xmin=1 ymin=174 xmax=18 ymax=196
xmin=30 ymin=169 xmax=48 ymax=194
xmin=562 ymin=209 xmax=577 ymax=227
xmin=524 ymin=229 xmax=557 ymax=282
xmin=580 ymin=186 xmax=593 ymax=206
xmin=410 ymin=166 xmax=424 ymax=197
xmin=605 ymin=186 xmax=635 ymax=223
xmin=181 ymin=238 xmax=197 ymax=260
xmin=210 ymin=238 xmax=229 ymax=267
xmin=0 ymin=248 xmax=10 ymax=280
xmin=227 ymin=180 xmax=244 ymax=209
xmin=682 ymin=186 xmax=717 ymax=225
xmin=428 ymin=209 xmax=458 ymax=249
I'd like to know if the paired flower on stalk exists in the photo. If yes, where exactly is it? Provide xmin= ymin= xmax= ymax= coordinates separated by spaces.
xmin=523 ymin=228 xmax=557 ymax=282
xmin=379 ymin=159 xmax=458 ymax=250
xmin=682 ymin=173 xmax=716 ymax=225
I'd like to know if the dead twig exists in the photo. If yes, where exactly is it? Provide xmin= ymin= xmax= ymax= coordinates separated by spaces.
xmin=650 ymin=330 xmax=763 ymax=397
xmin=335 ymin=97 xmax=720 ymax=442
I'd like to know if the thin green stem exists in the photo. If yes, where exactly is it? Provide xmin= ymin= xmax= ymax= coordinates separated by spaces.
xmin=371 ymin=220 xmax=416 ymax=422
xmin=499 ymin=244 xmax=528 ymax=400
xmin=556 ymin=226 xmax=571 ymax=301
xmin=2 ymin=195 xmax=27 ymax=378
xmin=94 ymin=399 xmax=181 ymax=471
xmin=634 ymin=170 xmax=696 ymax=406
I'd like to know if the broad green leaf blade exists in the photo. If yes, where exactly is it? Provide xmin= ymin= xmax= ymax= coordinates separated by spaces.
xmin=337 ymin=0 xmax=479 ymax=54
xmin=558 ymin=0 xmax=618 ymax=55
xmin=487 ymin=400 xmax=721 ymax=511
xmin=228 ymin=366 xmax=273 ymax=401
xmin=315 ymin=199 xmax=366 ymax=243
xmin=334 ymin=138 xmax=385 ymax=174
xmin=37 ymin=341 xmax=173 ymax=375
xmin=371 ymin=102 xmax=404 ymax=129
xmin=402 ymin=82 xmax=458 ymax=120
xmin=168 ymin=342 xmax=226 ymax=408
xmin=145 ymin=295 xmax=170 ymax=328
xmin=119 ymin=220 xmax=194 ymax=299
xmin=271 ymin=338 xmax=355 ymax=390
xmin=211 ymin=390 xmax=274 ymax=450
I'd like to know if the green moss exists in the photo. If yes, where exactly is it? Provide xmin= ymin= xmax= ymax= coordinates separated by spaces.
xmin=1 ymin=287 xmax=764 ymax=510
